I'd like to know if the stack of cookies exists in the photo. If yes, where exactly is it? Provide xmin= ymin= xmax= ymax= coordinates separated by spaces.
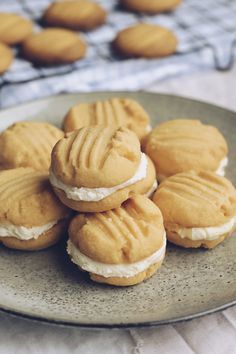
xmin=0 ymin=96 xmax=235 ymax=287
xmin=49 ymin=98 xmax=166 ymax=286
xmin=0 ymin=122 xmax=72 ymax=251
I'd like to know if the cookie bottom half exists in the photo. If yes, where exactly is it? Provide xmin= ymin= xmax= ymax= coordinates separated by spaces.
xmin=53 ymin=157 xmax=156 ymax=212
xmin=0 ymin=219 xmax=69 ymax=251
xmin=89 ymin=256 xmax=164 ymax=286
xmin=167 ymin=230 xmax=231 ymax=249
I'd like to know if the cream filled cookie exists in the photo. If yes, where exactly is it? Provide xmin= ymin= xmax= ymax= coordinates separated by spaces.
xmin=67 ymin=195 xmax=166 ymax=286
xmin=0 ymin=121 xmax=64 ymax=171
xmin=63 ymin=97 xmax=151 ymax=141
xmin=50 ymin=126 xmax=156 ymax=212
xmin=143 ymin=119 xmax=228 ymax=181
xmin=0 ymin=168 xmax=71 ymax=251
xmin=153 ymin=171 xmax=236 ymax=249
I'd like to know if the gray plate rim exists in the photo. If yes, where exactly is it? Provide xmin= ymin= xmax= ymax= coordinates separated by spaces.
xmin=0 ymin=300 xmax=236 ymax=329
xmin=0 ymin=91 xmax=235 ymax=116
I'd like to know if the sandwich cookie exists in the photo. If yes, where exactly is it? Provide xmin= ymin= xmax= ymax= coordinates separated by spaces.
xmin=0 ymin=121 xmax=64 ymax=171
xmin=67 ymin=195 xmax=166 ymax=286
xmin=153 ymin=171 xmax=236 ymax=249
xmin=113 ymin=23 xmax=177 ymax=58
xmin=143 ymin=119 xmax=228 ymax=181
xmin=50 ymin=126 xmax=157 ymax=212
xmin=63 ymin=97 xmax=151 ymax=141
xmin=0 ymin=13 xmax=33 ymax=45
xmin=121 ymin=0 xmax=182 ymax=14
xmin=43 ymin=0 xmax=107 ymax=31
xmin=0 ymin=43 xmax=13 ymax=74
xmin=0 ymin=168 xmax=71 ymax=251
xmin=22 ymin=28 xmax=86 ymax=65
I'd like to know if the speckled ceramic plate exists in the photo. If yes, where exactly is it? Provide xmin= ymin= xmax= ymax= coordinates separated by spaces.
xmin=0 ymin=92 xmax=235 ymax=328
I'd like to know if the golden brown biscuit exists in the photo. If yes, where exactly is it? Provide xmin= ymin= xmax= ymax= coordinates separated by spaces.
xmin=0 ymin=13 xmax=33 ymax=45
xmin=43 ymin=0 xmax=107 ymax=31
xmin=153 ymin=171 xmax=236 ymax=248
xmin=0 ymin=168 xmax=72 ymax=251
xmin=121 ymin=0 xmax=182 ymax=13
xmin=2 ymin=219 xmax=69 ymax=251
xmin=0 ymin=43 xmax=13 ymax=74
xmin=63 ymin=97 xmax=151 ymax=140
xmin=0 ymin=121 xmax=64 ymax=171
xmin=143 ymin=119 xmax=228 ymax=180
xmin=50 ymin=126 xmax=157 ymax=212
xmin=113 ymin=23 xmax=177 ymax=58
xmin=67 ymin=195 xmax=166 ymax=286
xmin=22 ymin=28 xmax=86 ymax=65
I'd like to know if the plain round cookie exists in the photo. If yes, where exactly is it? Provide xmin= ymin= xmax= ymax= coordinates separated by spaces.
xmin=22 ymin=28 xmax=86 ymax=65
xmin=121 ymin=0 xmax=182 ymax=13
xmin=143 ymin=119 xmax=228 ymax=179
xmin=0 ymin=12 xmax=33 ymax=45
xmin=63 ymin=97 xmax=150 ymax=140
xmin=0 ymin=168 xmax=71 ymax=251
xmin=68 ymin=194 xmax=166 ymax=286
xmin=0 ymin=43 xmax=13 ymax=74
xmin=0 ymin=121 xmax=64 ymax=171
xmin=153 ymin=171 xmax=236 ymax=248
xmin=43 ymin=0 xmax=107 ymax=31
xmin=113 ymin=23 xmax=177 ymax=58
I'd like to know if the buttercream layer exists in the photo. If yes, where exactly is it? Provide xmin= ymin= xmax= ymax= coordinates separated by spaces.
xmin=174 ymin=216 xmax=236 ymax=241
xmin=67 ymin=234 xmax=166 ymax=278
xmin=50 ymin=153 xmax=148 ymax=202
xmin=0 ymin=221 xmax=58 ymax=240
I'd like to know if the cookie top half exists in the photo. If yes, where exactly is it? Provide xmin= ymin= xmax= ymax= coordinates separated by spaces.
xmin=51 ymin=125 xmax=141 ymax=188
xmin=0 ymin=121 xmax=64 ymax=171
xmin=0 ymin=168 xmax=70 ymax=228
xmin=153 ymin=171 xmax=236 ymax=229
xmin=113 ymin=23 xmax=177 ymax=58
xmin=144 ymin=119 xmax=228 ymax=178
xmin=63 ymin=98 xmax=150 ymax=140
xmin=43 ymin=0 xmax=107 ymax=31
xmin=121 ymin=0 xmax=182 ymax=13
xmin=0 ymin=12 xmax=33 ymax=45
xmin=22 ymin=28 xmax=86 ymax=64
xmin=69 ymin=194 xmax=165 ymax=264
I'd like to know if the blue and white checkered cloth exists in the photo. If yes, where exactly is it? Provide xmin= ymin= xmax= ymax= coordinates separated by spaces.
xmin=0 ymin=0 xmax=236 ymax=108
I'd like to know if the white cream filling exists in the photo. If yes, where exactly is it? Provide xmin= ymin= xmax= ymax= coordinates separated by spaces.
xmin=157 ymin=156 xmax=228 ymax=182
xmin=146 ymin=124 xmax=152 ymax=133
xmin=215 ymin=157 xmax=228 ymax=176
xmin=146 ymin=180 xmax=158 ymax=197
xmin=67 ymin=234 xmax=166 ymax=278
xmin=49 ymin=153 xmax=148 ymax=202
xmin=175 ymin=216 xmax=236 ymax=241
xmin=0 ymin=221 xmax=58 ymax=241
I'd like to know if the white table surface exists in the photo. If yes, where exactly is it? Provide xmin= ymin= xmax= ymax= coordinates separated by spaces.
xmin=0 ymin=66 xmax=236 ymax=354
